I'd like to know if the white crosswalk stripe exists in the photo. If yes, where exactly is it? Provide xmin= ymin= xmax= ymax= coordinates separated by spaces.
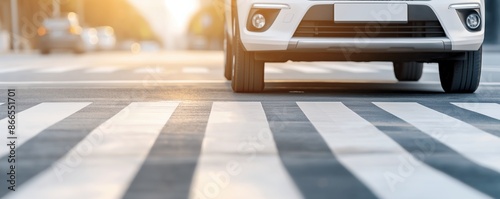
xmin=189 ymin=102 xmax=302 ymax=199
xmin=2 ymin=101 xmax=500 ymax=198
xmin=298 ymin=102 xmax=488 ymax=199
xmin=452 ymin=103 xmax=500 ymax=121
xmin=4 ymin=102 xmax=179 ymax=199
xmin=375 ymin=102 xmax=500 ymax=173
xmin=0 ymin=102 xmax=91 ymax=157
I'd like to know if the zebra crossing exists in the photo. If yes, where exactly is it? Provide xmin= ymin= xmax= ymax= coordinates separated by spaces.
xmin=376 ymin=103 xmax=500 ymax=173
xmin=0 ymin=103 xmax=90 ymax=157
xmin=1 ymin=101 xmax=499 ymax=199
xmin=5 ymin=102 xmax=179 ymax=199
xmin=298 ymin=102 xmax=486 ymax=199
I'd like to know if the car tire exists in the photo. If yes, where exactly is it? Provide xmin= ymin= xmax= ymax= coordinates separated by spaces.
xmin=231 ymin=5 xmax=264 ymax=93
xmin=224 ymin=30 xmax=233 ymax=80
xmin=393 ymin=62 xmax=423 ymax=81
xmin=232 ymin=37 xmax=265 ymax=93
xmin=439 ymin=47 xmax=482 ymax=93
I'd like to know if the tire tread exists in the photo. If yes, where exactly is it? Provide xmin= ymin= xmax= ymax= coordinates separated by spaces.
xmin=439 ymin=48 xmax=482 ymax=93
xmin=393 ymin=62 xmax=423 ymax=81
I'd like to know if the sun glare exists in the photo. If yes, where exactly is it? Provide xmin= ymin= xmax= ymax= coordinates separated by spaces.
xmin=165 ymin=0 xmax=199 ymax=32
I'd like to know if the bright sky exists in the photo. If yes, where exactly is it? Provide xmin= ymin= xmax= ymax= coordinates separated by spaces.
xmin=164 ymin=0 xmax=200 ymax=33
xmin=128 ymin=0 xmax=201 ymax=49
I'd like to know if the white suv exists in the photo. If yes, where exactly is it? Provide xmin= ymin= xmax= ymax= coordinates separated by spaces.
xmin=223 ymin=0 xmax=485 ymax=93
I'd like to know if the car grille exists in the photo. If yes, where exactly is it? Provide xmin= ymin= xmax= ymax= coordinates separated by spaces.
xmin=293 ymin=21 xmax=446 ymax=38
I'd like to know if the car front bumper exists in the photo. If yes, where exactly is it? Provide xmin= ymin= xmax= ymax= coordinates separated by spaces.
xmin=287 ymin=37 xmax=452 ymax=52
xmin=237 ymin=0 xmax=485 ymax=52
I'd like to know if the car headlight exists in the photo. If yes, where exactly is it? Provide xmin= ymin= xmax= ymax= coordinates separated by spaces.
xmin=246 ymin=4 xmax=289 ymax=32
xmin=450 ymin=3 xmax=482 ymax=32
xmin=252 ymin=14 xmax=266 ymax=29
xmin=466 ymin=12 xmax=481 ymax=30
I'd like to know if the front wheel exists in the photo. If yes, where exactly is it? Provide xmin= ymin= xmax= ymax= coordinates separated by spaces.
xmin=439 ymin=48 xmax=482 ymax=93
xmin=231 ymin=39 xmax=265 ymax=93
xmin=230 ymin=6 xmax=264 ymax=93
xmin=393 ymin=62 xmax=423 ymax=81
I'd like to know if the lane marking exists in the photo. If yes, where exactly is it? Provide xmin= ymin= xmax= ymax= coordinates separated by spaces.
xmin=4 ymin=102 xmax=179 ymax=199
xmin=298 ymin=102 xmax=488 ymax=199
xmin=423 ymin=63 xmax=440 ymax=74
xmin=287 ymin=65 xmax=331 ymax=74
xmin=452 ymin=103 xmax=500 ymax=121
xmin=85 ymin=67 xmax=120 ymax=74
xmin=0 ymin=65 xmax=38 ymax=73
xmin=133 ymin=67 xmax=164 ymax=74
xmin=375 ymin=102 xmax=500 ymax=173
xmin=316 ymin=64 xmax=378 ymax=73
xmin=482 ymin=66 xmax=500 ymax=72
xmin=264 ymin=66 xmax=284 ymax=74
xmin=182 ymin=67 xmax=210 ymax=74
xmin=423 ymin=67 xmax=439 ymax=73
xmin=36 ymin=65 xmax=86 ymax=73
xmin=0 ymin=102 xmax=91 ymax=157
xmin=189 ymin=102 xmax=302 ymax=199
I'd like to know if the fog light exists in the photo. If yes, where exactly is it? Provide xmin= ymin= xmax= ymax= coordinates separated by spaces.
xmin=466 ymin=13 xmax=481 ymax=30
xmin=252 ymin=14 xmax=266 ymax=29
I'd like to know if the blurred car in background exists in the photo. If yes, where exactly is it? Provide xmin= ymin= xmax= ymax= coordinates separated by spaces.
xmin=96 ymin=26 xmax=116 ymax=51
xmin=38 ymin=12 xmax=85 ymax=54
xmin=187 ymin=5 xmax=224 ymax=50
xmin=81 ymin=28 xmax=99 ymax=52
xmin=138 ymin=41 xmax=161 ymax=52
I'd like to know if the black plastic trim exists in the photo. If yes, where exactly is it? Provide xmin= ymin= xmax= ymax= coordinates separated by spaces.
xmin=246 ymin=9 xmax=281 ymax=32
xmin=296 ymin=4 xmax=446 ymax=38
xmin=302 ymin=5 xmax=438 ymax=21
xmin=255 ymin=51 xmax=467 ymax=62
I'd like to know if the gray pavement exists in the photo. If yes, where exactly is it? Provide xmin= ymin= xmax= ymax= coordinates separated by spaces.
xmin=0 ymin=51 xmax=499 ymax=199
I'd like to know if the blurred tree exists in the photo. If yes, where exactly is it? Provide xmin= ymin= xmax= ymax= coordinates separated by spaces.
xmin=0 ymin=0 xmax=158 ymax=48
xmin=187 ymin=3 xmax=224 ymax=50
xmin=63 ymin=0 xmax=158 ymax=41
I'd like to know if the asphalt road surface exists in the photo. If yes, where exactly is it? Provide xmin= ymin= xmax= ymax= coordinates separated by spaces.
xmin=0 ymin=51 xmax=499 ymax=199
